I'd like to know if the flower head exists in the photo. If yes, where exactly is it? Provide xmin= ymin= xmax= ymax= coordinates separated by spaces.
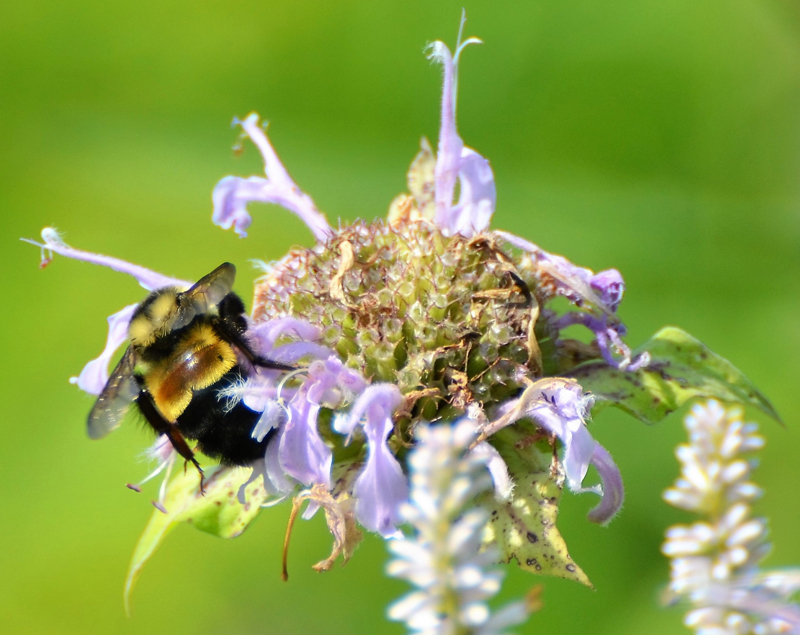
xmin=24 ymin=18 xmax=688 ymax=598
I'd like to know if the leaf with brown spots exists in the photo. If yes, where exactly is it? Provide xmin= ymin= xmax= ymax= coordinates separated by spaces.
xmin=480 ymin=423 xmax=592 ymax=588
xmin=569 ymin=327 xmax=780 ymax=424
xmin=124 ymin=465 xmax=267 ymax=613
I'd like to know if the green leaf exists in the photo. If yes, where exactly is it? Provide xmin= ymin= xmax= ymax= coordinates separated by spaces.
xmin=481 ymin=423 xmax=592 ymax=588
xmin=569 ymin=326 xmax=780 ymax=424
xmin=124 ymin=465 xmax=267 ymax=613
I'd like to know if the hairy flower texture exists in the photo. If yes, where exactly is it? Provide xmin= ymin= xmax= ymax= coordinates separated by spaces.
xmin=25 ymin=20 xmax=776 ymax=594
xmin=663 ymin=401 xmax=800 ymax=634
xmin=387 ymin=420 xmax=529 ymax=635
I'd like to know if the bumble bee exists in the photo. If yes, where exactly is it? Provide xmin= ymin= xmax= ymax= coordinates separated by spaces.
xmin=89 ymin=263 xmax=293 ymax=488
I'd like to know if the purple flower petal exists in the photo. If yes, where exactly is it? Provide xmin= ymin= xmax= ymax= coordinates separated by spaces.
xmin=526 ymin=382 xmax=597 ymax=490
xmin=448 ymin=148 xmax=496 ymax=236
xmin=251 ymin=399 xmax=287 ymax=442
xmin=483 ymin=378 xmax=622 ymax=523
xmin=249 ymin=317 xmax=323 ymax=351
xmin=22 ymin=228 xmax=191 ymax=291
xmin=427 ymin=36 xmax=494 ymax=238
xmin=562 ymin=422 xmax=597 ymax=491
xmin=343 ymin=384 xmax=408 ymax=536
xmin=211 ymin=176 xmax=258 ymax=237
xmin=497 ymin=230 xmax=648 ymax=371
xmin=271 ymin=341 xmax=332 ymax=364
xmin=495 ymin=230 xmax=614 ymax=315
xmin=428 ymin=41 xmax=460 ymax=229
xmin=70 ymin=303 xmax=138 ymax=395
xmin=246 ymin=317 xmax=330 ymax=365
xmin=586 ymin=443 xmax=625 ymax=525
xmin=275 ymin=357 xmax=367 ymax=489
xmin=264 ymin=433 xmax=296 ymax=495
xmin=211 ymin=113 xmax=332 ymax=242
xmin=355 ymin=423 xmax=409 ymax=537
xmin=590 ymin=269 xmax=625 ymax=312
xmin=280 ymin=391 xmax=332 ymax=488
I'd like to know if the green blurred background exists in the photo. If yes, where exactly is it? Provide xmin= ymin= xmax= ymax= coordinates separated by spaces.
xmin=2 ymin=1 xmax=800 ymax=633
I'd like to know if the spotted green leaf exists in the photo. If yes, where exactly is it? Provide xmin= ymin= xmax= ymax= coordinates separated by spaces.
xmin=570 ymin=326 xmax=780 ymax=424
xmin=124 ymin=465 xmax=267 ymax=613
xmin=480 ymin=423 xmax=592 ymax=588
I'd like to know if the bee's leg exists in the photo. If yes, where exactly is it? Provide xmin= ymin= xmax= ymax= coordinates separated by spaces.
xmin=137 ymin=392 xmax=206 ymax=494
xmin=213 ymin=319 xmax=296 ymax=372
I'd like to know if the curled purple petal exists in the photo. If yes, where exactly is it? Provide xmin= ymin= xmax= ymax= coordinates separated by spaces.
xmin=212 ymin=113 xmax=332 ymax=242
xmin=22 ymin=228 xmax=191 ymax=291
xmin=70 ymin=303 xmax=138 ymax=395
xmin=211 ymin=176 xmax=255 ymax=237
xmin=587 ymin=443 xmax=625 ymax=525
xmin=345 ymin=384 xmax=407 ymax=536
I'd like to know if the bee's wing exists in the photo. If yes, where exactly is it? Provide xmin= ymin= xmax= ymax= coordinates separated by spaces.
xmin=173 ymin=262 xmax=236 ymax=329
xmin=87 ymin=346 xmax=139 ymax=439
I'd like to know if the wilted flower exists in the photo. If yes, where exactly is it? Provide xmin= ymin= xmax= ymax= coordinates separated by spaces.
xmin=662 ymin=400 xmax=800 ymax=634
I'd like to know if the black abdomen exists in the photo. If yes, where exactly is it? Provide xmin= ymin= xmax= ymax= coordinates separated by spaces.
xmin=176 ymin=367 xmax=270 ymax=466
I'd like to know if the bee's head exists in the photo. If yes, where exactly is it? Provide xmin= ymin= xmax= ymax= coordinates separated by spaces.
xmin=128 ymin=287 xmax=184 ymax=346
xmin=127 ymin=263 xmax=236 ymax=347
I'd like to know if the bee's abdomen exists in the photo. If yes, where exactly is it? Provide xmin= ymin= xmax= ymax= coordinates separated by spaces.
xmin=145 ymin=323 xmax=238 ymax=422
xmin=175 ymin=367 xmax=270 ymax=466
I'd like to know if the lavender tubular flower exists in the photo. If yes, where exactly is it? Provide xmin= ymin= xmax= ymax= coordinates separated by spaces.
xmin=663 ymin=401 xmax=800 ymax=634
xmin=337 ymin=384 xmax=407 ymax=537
xmin=212 ymin=113 xmax=332 ymax=241
xmin=387 ymin=420 xmax=529 ymax=635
